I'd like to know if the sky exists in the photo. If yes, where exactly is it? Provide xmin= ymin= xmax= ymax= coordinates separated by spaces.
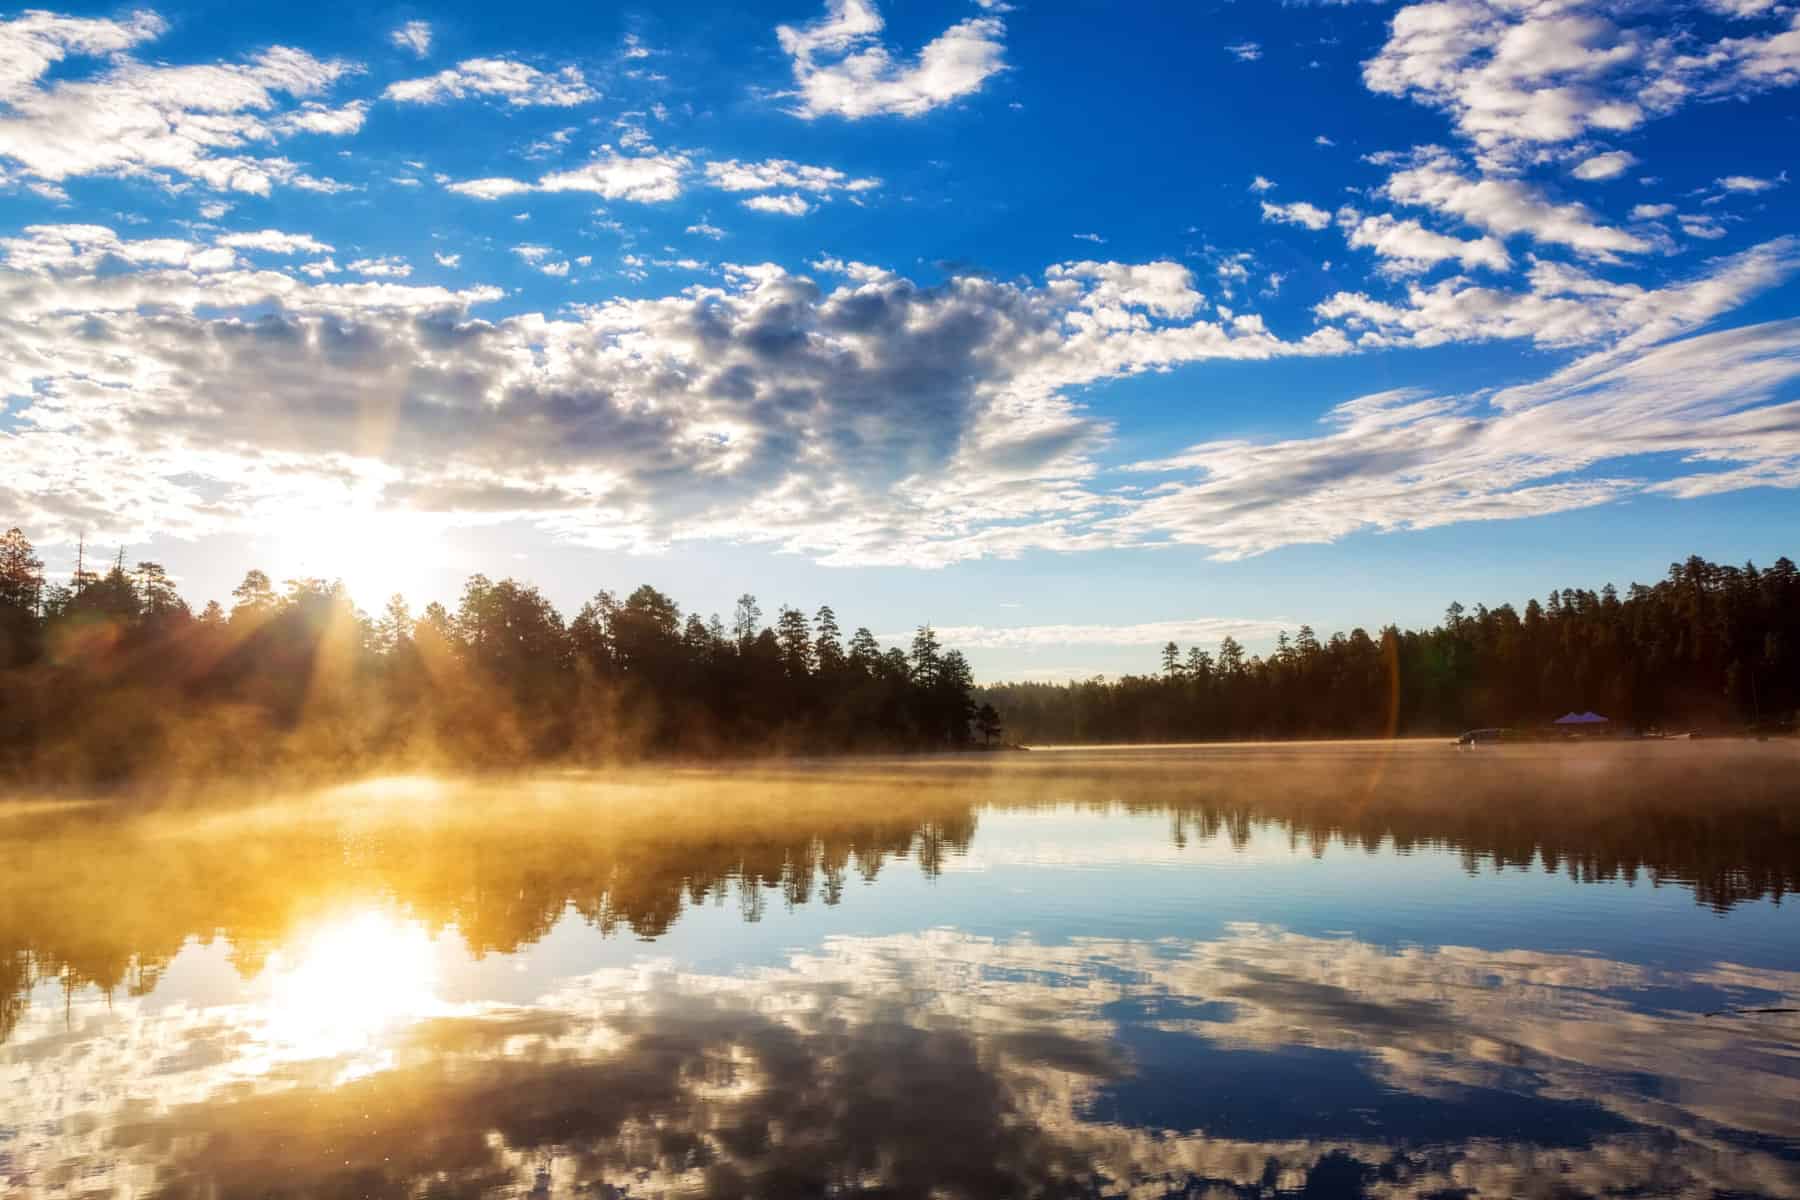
xmin=1 ymin=0 xmax=1798 ymax=681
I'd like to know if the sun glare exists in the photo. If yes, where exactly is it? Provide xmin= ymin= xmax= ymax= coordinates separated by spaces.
xmin=259 ymin=509 xmax=448 ymax=607
xmin=253 ymin=909 xmax=444 ymax=1076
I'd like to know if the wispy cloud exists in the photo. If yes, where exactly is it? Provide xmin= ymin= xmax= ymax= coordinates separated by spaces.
xmin=389 ymin=20 xmax=432 ymax=58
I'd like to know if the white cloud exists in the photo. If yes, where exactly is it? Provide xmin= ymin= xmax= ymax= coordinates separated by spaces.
xmin=1631 ymin=203 xmax=1676 ymax=220
xmin=275 ymin=100 xmax=369 ymax=136
xmin=686 ymin=220 xmax=727 ymax=239
xmin=434 ymin=252 xmax=461 ymax=268
xmin=0 ymin=10 xmax=167 ymax=103
xmin=776 ymin=0 xmax=1007 ymax=119
xmin=742 ymin=192 xmax=810 ymax=216
xmin=0 ymin=234 xmax=1342 ymax=566
xmin=1072 ymin=233 xmax=1106 ymax=244
xmin=539 ymin=150 xmax=688 ymax=202
xmin=1260 ymin=200 xmax=1333 ymax=231
xmin=1679 ymin=213 xmax=1728 ymax=240
xmin=1114 ymin=309 xmax=1800 ymax=558
xmin=447 ymin=150 xmax=689 ymax=204
xmin=1225 ymin=42 xmax=1263 ymax=62
xmin=447 ymin=176 xmax=534 ymax=200
xmin=704 ymin=157 xmax=880 ymax=195
xmin=1570 ymin=150 xmax=1637 ymax=181
xmin=1249 ymin=175 xmax=1277 ymax=193
xmin=0 ymin=12 xmax=358 ymax=195
xmin=1342 ymin=213 xmax=1511 ymax=275
xmin=390 ymin=21 xmax=432 ymax=59
xmin=893 ymin=617 xmax=1292 ymax=649
xmin=347 ymin=255 xmax=412 ymax=278
xmin=215 ymin=229 xmax=334 ymax=256
xmin=4 ymin=224 xmax=1795 ymax=568
xmin=1047 ymin=260 xmax=1206 ymax=318
xmin=1318 ymin=237 xmax=1797 ymax=351
xmin=384 ymin=58 xmax=598 ymax=107
xmin=1383 ymin=159 xmax=1649 ymax=260
xmin=1717 ymin=173 xmax=1784 ymax=193
xmin=1365 ymin=0 xmax=1800 ymax=166
xmin=1314 ymin=134 xmax=1335 ymax=146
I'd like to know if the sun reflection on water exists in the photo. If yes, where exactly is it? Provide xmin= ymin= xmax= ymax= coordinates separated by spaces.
xmin=250 ymin=909 xmax=444 ymax=1079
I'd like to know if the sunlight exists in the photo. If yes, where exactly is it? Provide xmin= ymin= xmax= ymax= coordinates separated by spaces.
xmin=254 ymin=909 xmax=444 ymax=1075
xmin=258 ymin=507 xmax=448 ymax=607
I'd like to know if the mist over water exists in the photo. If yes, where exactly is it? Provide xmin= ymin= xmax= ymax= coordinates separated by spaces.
xmin=3 ymin=742 xmax=1798 ymax=1198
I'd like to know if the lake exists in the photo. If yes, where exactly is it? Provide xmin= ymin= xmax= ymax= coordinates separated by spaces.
xmin=2 ymin=741 xmax=1798 ymax=1199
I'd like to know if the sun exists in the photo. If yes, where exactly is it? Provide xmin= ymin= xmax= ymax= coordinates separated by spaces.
xmin=258 ymin=507 xmax=449 ymax=609
xmin=251 ymin=908 xmax=445 ymax=1078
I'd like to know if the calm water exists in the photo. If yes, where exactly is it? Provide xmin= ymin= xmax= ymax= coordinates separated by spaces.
xmin=3 ymin=742 xmax=1798 ymax=1199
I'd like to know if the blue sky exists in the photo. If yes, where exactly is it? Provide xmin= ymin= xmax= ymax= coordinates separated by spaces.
xmin=1 ymin=0 xmax=1798 ymax=680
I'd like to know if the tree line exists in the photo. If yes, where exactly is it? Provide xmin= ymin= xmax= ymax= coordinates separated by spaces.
xmin=976 ymin=553 xmax=1800 ymax=744
xmin=0 ymin=527 xmax=1000 ymax=784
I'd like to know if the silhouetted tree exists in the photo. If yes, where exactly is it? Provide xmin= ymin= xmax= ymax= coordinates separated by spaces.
xmin=976 ymin=702 xmax=1003 ymax=746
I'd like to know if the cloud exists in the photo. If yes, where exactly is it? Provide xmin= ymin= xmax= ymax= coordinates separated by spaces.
xmin=1382 ymin=158 xmax=1649 ymax=260
xmin=1364 ymin=0 xmax=1800 ymax=165
xmin=1631 ymin=202 xmax=1675 ymax=220
xmin=0 ymin=11 xmax=358 ymax=195
xmin=347 ymin=256 xmax=412 ymax=278
xmin=1260 ymin=200 xmax=1333 ymax=231
xmin=776 ymin=0 xmax=1007 ymax=119
xmin=1717 ymin=172 xmax=1784 ymax=193
xmin=1115 ymin=298 xmax=1800 ymax=558
xmin=1225 ymin=42 xmax=1263 ymax=62
xmin=0 ymin=233 xmax=1340 ymax=565
xmin=888 ymin=616 xmax=1292 ymax=649
xmin=215 ymin=229 xmax=334 ymax=256
xmin=384 ymin=58 xmax=598 ymax=106
xmin=1317 ymin=237 xmax=1796 ymax=351
xmin=4 ymin=224 xmax=1796 ymax=567
xmin=389 ymin=20 xmax=432 ymax=59
xmin=447 ymin=150 xmax=689 ymax=204
xmin=0 ymin=9 xmax=167 ymax=103
xmin=742 ymin=192 xmax=810 ymax=216
xmin=1570 ymin=150 xmax=1637 ymax=181
xmin=1341 ymin=213 xmax=1511 ymax=275
xmin=446 ymin=176 xmax=534 ymax=200
xmin=1249 ymin=175 xmax=1277 ymax=193
xmin=539 ymin=151 xmax=688 ymax=201
xmin=686 ymin=220 xmax=727 ymax=239
xmin=703 ymin=157 xmax=880 ymax=195
xmin=434 ymin=252 xmax=460 ymax=268
xmin=1679 ymin=212 xmax=1728 ymax=240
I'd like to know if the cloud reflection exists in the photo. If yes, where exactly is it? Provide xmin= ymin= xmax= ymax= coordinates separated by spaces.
xmin=4 ymin=923 xmax=1796 ymax=1199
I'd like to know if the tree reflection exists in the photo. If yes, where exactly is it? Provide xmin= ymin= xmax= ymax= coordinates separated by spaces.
xmin=3 ymin=744 xmax=1799 ymax=1044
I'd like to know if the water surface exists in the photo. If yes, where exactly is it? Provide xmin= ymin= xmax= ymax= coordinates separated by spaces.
xmin=3 ymin=742 xmax=1798 ymax=1198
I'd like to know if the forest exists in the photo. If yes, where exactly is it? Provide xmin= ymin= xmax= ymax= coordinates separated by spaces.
xmin=3 ymin=526 xmax=1797 ymax=782
xmin=0 ymin=528 xmax=997 ymax=784
xmin=977 ymin=554 xmax=1800 ymax=745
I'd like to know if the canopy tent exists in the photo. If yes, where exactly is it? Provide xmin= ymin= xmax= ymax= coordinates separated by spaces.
xmin=1553 ymin=711 xmax=1610 ymax=725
